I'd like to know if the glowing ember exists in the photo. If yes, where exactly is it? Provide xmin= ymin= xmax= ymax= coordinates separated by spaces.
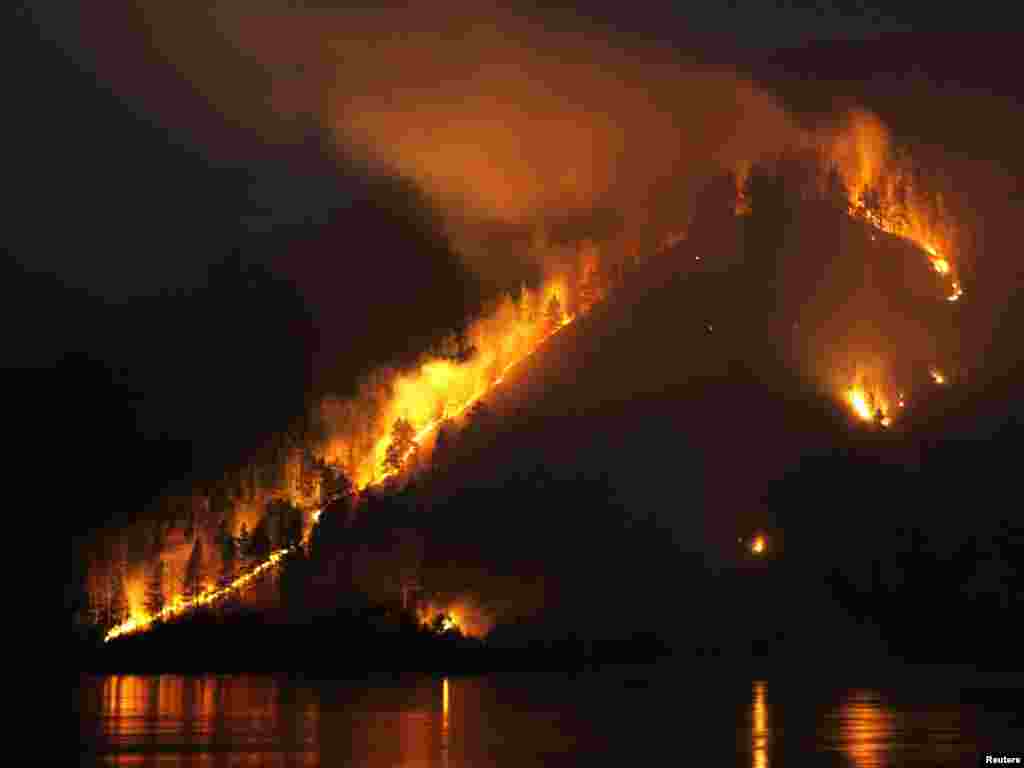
xmin=750 ymin=535 xmax=766 ymax=555
xmin=947 ymin=281 xmax=963 ymax=302
xmin=931 ymin=258 xmax=951 ymax=275
xmin=930 ymin=368 xmax=946 ymax=385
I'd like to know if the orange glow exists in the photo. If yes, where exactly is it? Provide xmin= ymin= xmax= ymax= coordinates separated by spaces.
xmin=105 ymin=543 xmax=301 ymax=641
xmin=750 ymin=535 xmax=766 ymax=555
xmin=837 ymin=691 xmax=894 ymax=768
xmin=846 ymin=388 xmax=875 ymax=422
xmin=752 ymin=680 xmax=769 ymax=768
xmin=829 ymin=111 xmax=959 ymax=275
xmin=105 ymin=263 xmax=589 ymax=643
xmin=845 ymin=383 xmax=891 ymax=426
xmin=930 ymin=368 xmax=946 ymax=385
xmin=821 ymin=111 xmax=961 ymax=427
xmin=417 ymin=597 xmax=493 ymax=638
xmin=319 ymin=273 xmax=576 ymax=489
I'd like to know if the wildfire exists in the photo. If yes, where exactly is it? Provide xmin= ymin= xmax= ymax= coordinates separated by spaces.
xmin=417 ymin=598 xmax=492 ymax=638
xmin=846 ymin=388 xmax=875 ymax=423
xmin=366 ymin=308 xmax=575 ymax=489
xmin=844 ymin=385 xmax=892 ymax=428
xmin=104 ymin=276 xmax=581 ymax=643
xmin=104 ymin=543 xmax=299 ymax=642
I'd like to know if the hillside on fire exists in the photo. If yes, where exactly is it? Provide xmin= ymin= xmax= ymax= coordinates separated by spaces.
xmin=72 ymin=136 xmax=1022 ymax=671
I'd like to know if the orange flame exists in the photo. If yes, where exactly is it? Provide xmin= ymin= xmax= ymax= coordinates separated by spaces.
xmin=105 ymin=269 xmax=584 ymax=643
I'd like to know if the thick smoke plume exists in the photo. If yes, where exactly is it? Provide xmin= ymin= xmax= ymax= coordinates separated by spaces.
xmin=132 ymin=1 xmax=803 ymax=282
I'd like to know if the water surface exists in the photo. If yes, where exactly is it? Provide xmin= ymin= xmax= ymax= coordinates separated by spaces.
xmin=77 ymin=665 xmax=1020 ymax=766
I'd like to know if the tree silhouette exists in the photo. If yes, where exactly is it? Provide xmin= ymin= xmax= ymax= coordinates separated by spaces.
xmin=544 ymin=294 xmax=564 ymax=332
xmin=250 ymin=518 xmax=272 ymax=560
xmin=182 ymin=538 xmax=206 ymax=602
xmin=320 ymin=463 xmax=352 ymax=504
xmin=859 ymin=186 xmax=885 ymax=226
xmin=825 ymin=165 xmax=849 ymax=212
xmin=578 ymin=263 xmax=604 ymax=314
xmin=237 ymin=523 xmax=252 ymax=573
xmin=384 ymin=417 xmax=418 ymax=475
xmin=109 ymin=561 xmax=128 ymax=627
xmin=432 ymin=420 xmax=454 ymax=474
xmin=216 ymin=520 xmax=237 ymax=589
xmin=144 ymin=559 xmax=166 ymax=617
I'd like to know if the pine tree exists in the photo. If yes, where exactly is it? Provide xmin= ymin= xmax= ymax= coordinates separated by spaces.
xmin=519 ymin=284 xmax=538 ymax=325
xmin=237 ymin=523 xmax=252 ymax=573
xmin=182 ymin=538 xmax=206 ymax=602
xmin=578 ymin=264 xmax=603 ymax=315
xmin=249 ymin=518 xmax=272 ymax=561
xmin=217 ymin=521 xmax=237 ymax=588
xmin=384 ymin=417 xmax=418 ymax=475
xmin=144 ymin=560 xmax=166 ymax=618
xmin=109 ymin=561 xmax=128 ymax=627
xmin=321 ymin=463 xmax=352 ymax=504
xmin=825 ymin=164 xmax=849 ymax=211
xmin=432 ymin=420 xmax=453 ymax=474
xmin=544 ymin=294 xmax=564 ymax=332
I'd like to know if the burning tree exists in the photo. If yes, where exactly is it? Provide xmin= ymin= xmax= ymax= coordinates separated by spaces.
xmin=181 ymin=538 xmax=206 ymax=602
xmin=320 ymin=462 xmax=352 ymax=504
xmin=143 ymin=560 xmax=166 ymax=617
xmin=577 ymin=263 xmax=604 ymax=315
xmin=249 ymin=519 xmax=272 ymax=562
xmin=216 ymin=520 xmax=237 ymax=589
xmin=237 ymin=523 xmax=252 ymax=574
xmin=384 ymin=417 xmax=418 ymax=475
xmin=108 ymin=560 xmax=128 ymax=629
xmin=544 ymin=294 xmax=564 ymax=332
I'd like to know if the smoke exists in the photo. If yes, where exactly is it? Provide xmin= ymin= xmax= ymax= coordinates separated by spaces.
xmin=91 ymin=1 xmax=802 ymax=284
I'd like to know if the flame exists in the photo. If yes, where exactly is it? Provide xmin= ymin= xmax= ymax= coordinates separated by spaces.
xmin=750 ymin=535 xmax=766 ymax=555
xmin=844 ymin=385 xmax=891 ymax=427
xmin=365 ymin=304 xmax=576 ymax=489
xmin=105 ymin=544 xmax=299 ymax=641
xmin=846 ymin=388 xmax=875 ymax=423
xmin=319 ymin=273 xmax=577 ymax=489
xmin=822 ymin=111 xmax=964 ymax=427
xmin=417 ymin=597 xmax=492 ymax=638
xmin=752 ymin=681 xmax=769 ymax=768
xmin=930 ymin=368 xmax=946 ymax=385
xmin=105 ymin=268 xmax=583 ymax=643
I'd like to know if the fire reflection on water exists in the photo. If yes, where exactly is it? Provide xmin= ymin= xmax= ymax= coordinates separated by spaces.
xmin=442 ymin=677 xmax=451 ymax=768
xmin=752 ymin=680 xmax=769 ymax=768
xmin=836 ymin=691 xmax=895 ymax=768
